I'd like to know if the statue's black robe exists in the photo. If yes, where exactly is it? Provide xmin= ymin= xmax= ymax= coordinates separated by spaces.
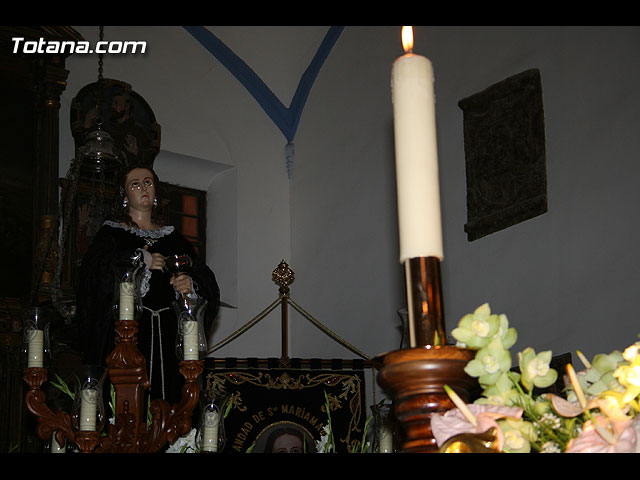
xmin=76 ymin=221 xmax=220 ymax=405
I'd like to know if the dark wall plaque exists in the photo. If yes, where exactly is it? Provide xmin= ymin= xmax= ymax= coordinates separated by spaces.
xmin=458 ymin=68 xmax=547 ymax=241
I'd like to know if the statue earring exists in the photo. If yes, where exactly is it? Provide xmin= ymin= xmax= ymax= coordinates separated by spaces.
xmin=153 ymin=197 xmax=158 ymax=207
xmin=122 ymin=198 xmax=128 ymax=208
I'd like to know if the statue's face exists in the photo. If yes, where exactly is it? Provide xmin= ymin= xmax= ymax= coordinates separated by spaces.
xmin=125 ymin=167 xmax=155 ymax=211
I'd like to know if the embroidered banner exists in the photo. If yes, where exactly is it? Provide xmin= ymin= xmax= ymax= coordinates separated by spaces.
xmin=203 ymin=357 xmax=368 ymax=453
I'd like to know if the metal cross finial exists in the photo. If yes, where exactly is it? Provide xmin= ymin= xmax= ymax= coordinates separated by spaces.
xmin=272 ymin=260 xmax=294 ymax=295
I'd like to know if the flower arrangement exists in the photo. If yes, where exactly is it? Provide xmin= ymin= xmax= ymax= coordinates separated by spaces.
xmin=432 ymin=303 xmax=640 ymax=453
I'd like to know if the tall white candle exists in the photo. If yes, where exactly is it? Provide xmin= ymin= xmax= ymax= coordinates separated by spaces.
xmin=27 ymin=329 xmax=44 ymax=368
xmin=202 ymin=410 xmax=220 ymax=452
xmin=183 ymin=320 xmax=199 ymax=360
xmin=391 ymin=26 xmax=444 ymax=263
xmin=119 ymin=282 xmax=135 ymax=320
xmin=79 ymin=388 xmax=98 ymax=431
xmin=379 ymin=424 xmax=394 ymax=453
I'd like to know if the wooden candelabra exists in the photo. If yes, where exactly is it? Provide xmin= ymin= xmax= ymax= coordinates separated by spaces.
xmin=374 ymin=256 xmax=477 ymax=453
xmin=23 ymin=316 xmax=203 ymax=453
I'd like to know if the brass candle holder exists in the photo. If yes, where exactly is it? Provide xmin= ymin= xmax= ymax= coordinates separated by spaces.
xmin=373 ymin=256 xmax=477 ymax=453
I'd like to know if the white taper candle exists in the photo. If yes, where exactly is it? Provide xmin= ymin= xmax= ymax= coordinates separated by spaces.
xmin=392 ymin=26 xmax=444 ymax=263
xmin=27 ymin=329 xmax=44 ymax=368
xmin=202 ymin=410 xmax=220 ymax=452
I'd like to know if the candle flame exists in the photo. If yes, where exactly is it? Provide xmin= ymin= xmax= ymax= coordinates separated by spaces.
xmin=401 ymin=26 xmax=414 ymax=53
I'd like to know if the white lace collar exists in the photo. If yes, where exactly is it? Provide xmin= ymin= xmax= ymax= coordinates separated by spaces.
xmin=103 ymin=220 xmax=174 ymax=239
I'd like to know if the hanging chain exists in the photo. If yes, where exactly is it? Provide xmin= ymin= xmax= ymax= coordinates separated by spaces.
xmin=98 ymin=26 xmax=104 ymax=80
xmin=96 ymin=26 xmax=105 ymax=129
xmin=93 ymin=26 xmax=107 ymax=240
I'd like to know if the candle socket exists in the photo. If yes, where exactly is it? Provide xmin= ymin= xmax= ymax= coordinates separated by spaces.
xmin=374 ymin=346 xmax=477 ymax=452
xmin=404 ymin=256 xmax=446 ymax=347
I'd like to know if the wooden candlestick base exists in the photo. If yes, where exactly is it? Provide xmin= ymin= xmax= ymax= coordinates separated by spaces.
xmin=23 ymin=317 xmax=203 ymax=453
xmin=374 ymin=345 xmax=477 ymax=453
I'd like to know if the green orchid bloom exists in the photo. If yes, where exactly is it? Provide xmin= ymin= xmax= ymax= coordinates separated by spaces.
xmin=586 ymin=370 xmax=624 ymax=396
xmin=585 ymin=351 xmax=626 ymax=382
xmin=532 ymin=397 xmax=553 ymax=417
xmin=451 ymin=303 xmax=501 ymax=350
xmin=518 ymin=348 xmax=558 ymax=392
xmin=475 ymin=371 xmax=521 ymax=407
xmin=566 ymin=351 xmax=626 ymax=400
xmin=498 ymin=418 xmax=537 ymax=453
xmin=465 ymin=338 xmax=512 ymax=387
xmin=495 ymin=313 xmax=517 ymax=350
